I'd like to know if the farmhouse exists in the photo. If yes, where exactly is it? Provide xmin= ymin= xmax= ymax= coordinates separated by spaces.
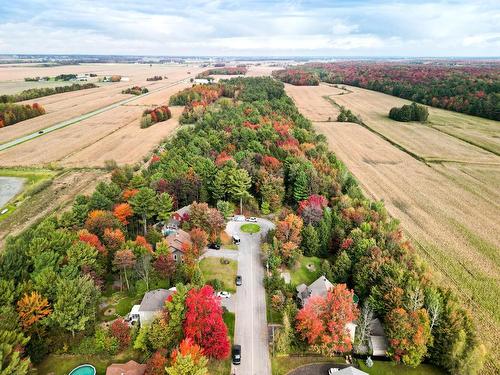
xmin=296 ymin=275 xmax=333 ymax=306
xmin=129 ymin=287 xmax=176 ymax=326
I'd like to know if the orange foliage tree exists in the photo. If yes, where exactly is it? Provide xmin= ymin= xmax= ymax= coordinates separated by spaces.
xmin=113 ymin=203 xmax=133 ymax=225
xmin=296 ymin=284 xmax=359 ymax=356
xmin=17 ymin=291 xmax=52 ymax=331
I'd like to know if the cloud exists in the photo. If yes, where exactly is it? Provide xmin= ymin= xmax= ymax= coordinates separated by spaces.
xmin=0 ymin=0 xmax=499 ymax=56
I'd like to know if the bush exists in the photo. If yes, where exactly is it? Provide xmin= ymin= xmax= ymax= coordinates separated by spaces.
xmin=337 ymin=106 xmax=361 ymax=124
xmin=140 ymin=106 xmax=172 ymax=128
xmin=207 ymin=278 xmax=223 ymax=291
xmin=389 ymin=102 xmax=429 ymax=122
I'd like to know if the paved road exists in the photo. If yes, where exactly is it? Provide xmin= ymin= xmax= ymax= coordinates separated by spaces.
xmin=227 ymin=218 xmax=274 ymax=375
xmin=0 ymin=77 xmax=190 ymax=151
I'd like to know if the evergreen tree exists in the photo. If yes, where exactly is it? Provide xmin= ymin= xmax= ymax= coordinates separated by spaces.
xmin=301 ymin=224 xmax=320 ymax=256
xmin=293 ymin=170 xmax=309 ymax=203
xmin=130 ymin=187 xmax=157 ymax=234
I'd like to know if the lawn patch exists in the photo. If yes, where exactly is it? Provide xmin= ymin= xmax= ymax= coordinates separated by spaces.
xmin=289 ymin=256 xmax=322 ymax=286
xmin=199 ymin=257 xmax=238 ymax=293
xmin=359 ymin=360 xmax=445 ymax=375
xmin=240 ymin=223 xmax=261 ymax=233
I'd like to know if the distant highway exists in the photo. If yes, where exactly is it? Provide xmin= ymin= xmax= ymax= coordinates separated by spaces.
xmin=0 ymin=78 xmax=190 ymax=152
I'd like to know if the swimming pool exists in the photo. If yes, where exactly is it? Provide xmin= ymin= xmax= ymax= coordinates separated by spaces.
xmin=68 ymin=364 xmax=96 ymax=375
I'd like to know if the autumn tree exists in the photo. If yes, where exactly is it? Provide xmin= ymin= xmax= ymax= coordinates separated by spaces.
xmin=113 ymin=203 xmax=133 ymax=225
xmin=85 ymin=210 xmax=122 ymax=237
xmin=16 ymin=291 xmax=52 ymax=331
xmin=113 ymin=249 xmax=136 ymax=290
xmin=385 ymin=307 xmax=431 ymax=367
xmin=103 ymin=228 xmax=125 ymax=252
xmin=130 ymin=187 xmax=157 ymax=234
xmin=153 ymin=253 xmax=176 ymax=280
xmin=145 ymin=350 xmax=167 ymax=375
xmin=190 ymin=228 xmax=208 ymax=255
xmin=296 ymin=284 xmax=359 ymax=356
xmin=166 ymin=338 xmax=208 ymax=375
xmin=110 ymin=318 xmax=131 ymax=349
xmin=183 ymin=285 xmax=230 ymax=359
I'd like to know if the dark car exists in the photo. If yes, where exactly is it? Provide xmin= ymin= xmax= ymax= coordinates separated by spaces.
xmin=235 ymin=275 xmax=242 ymax=286
xmin=38 ymin=130 xmax=44 ymax=134
xmin=232 ymin=344 xmax=241 ymax=365
xmin=208 ymin=243 xmax=221 ymax=250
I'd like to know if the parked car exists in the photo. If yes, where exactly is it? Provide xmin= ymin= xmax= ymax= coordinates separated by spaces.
xmin=235 ymin=275 xmax=242 ymax=286
xmin=208 ymin=243 xmax=221 ymax=250
xmin=216 ymin=291 xmax=231 ymax=299
xmin=232 ymin=344 xmax=241 ymax=365
xmin=232 ymin=235 xmax=240 ymax=244
xmin=233 ymin=215 xmax=245 ymax=222
xmin=328 ymin=368 xmax=340 ymax=374
xmin=246 ymin=217 xmax=257 ymax=222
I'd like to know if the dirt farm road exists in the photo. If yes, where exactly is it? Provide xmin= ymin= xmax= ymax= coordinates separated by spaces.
xmin=0 ymin=77 xmax=190 ymax=152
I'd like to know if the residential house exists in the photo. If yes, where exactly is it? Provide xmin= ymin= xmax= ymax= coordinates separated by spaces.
xmin=165 ymin=228 xmax=192 ymax=262
xmin=167 ymin=204 xmax=191 ymax=228
xmin=106 ymin=360 xmax=146 ymax=375
xmin=296 ymin=275 xmax=334 ymax=307
xmin=129 ymin=287 xmax=176 ymax=326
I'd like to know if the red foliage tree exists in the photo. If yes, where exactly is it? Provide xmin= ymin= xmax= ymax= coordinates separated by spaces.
xmin=103 ymin=228 xmax=125 ymax=251
xmin=153 ymin=253 xmax=176 ymax=279
xmin=135 ymin=235 xmax=153 ymax=253
xmin=183 ymin=285 xmax=230 ymax=359
xmin=113 ymin=203 xmax=133 ymax=225
xmin=78 ymin=229 xmax=106 ymax=256
xmin=145 ymin=349 xmax=168 ymax=375
xmin=296 ymin=284 xmax=359 ymax=356
xmin=122 ymin=188 xmax=139 ymax=201
xmin=110 ymin=318 xmax=131 ymax=349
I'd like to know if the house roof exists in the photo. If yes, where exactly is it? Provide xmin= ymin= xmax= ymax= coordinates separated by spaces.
xmin=138 ymin=289 xmax=174 ymax=312
xmin=336 ymin=366 xmax=369 ymax=375
xmin=168 ymin=205 xmax=191 ymax=226
xmin=165 ymin=229 xmax=192 ymax=253
xmin=106 ymin=360 xmax=146 ymax=375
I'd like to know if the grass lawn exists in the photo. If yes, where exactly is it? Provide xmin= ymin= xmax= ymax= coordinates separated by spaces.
xmin=267 ymin=297 xmax=284 ymax=324
xmin=207 ymin=312 xmax=234 ymax=375
xmin=359 ymin=360 xmax=445 ymax=375
xmin=98 ymin=291 xmax=141 ymax=322
xmin=36 ymin=349 xmax=142 ymax=375
xmin=240 ymin=223 xmax=261 ymax=233
xmin=271 ymin=355 xmax=343 ymax=375
xmin=199 ymin=257 xmax=238 ymax=293
xmin=223 ymin=311 xmax=235 ymax=341
xmin=289 ymin=256 xmax=322 ymax=286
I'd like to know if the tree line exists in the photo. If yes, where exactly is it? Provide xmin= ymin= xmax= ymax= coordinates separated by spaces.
xmin=272 ymin=69 xmax=320 ymax=86
xmin=0 ymin=83 xmax=97 ymax=104
xmin=0 ymin=102 xmax=45 ymax=128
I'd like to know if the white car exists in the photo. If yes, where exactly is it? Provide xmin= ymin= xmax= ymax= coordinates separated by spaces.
xmin=328 ymin=368 xmax=340 ymax=374
xmin=216 ymin=291 xmax=232 ymax=299
xmin=246 ymin=217 xmax=257 ymax=222
xmin=233 ymin=215 xmax=245 ymax=222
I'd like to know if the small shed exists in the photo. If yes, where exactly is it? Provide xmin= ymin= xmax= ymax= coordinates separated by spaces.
xmin=369 ymin=318 xmax=388 ymax=356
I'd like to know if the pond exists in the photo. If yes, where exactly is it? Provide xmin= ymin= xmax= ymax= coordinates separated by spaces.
xmin=0 ymin=176 xmax=25 ymax=208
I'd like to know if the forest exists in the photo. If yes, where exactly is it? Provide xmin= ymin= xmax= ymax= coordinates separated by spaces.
xmin=272 ymin=69 xmax=320 ymax=86
xmin=0 ymin=77 xmax=485 ymax=374
xmin=0 ymin=102 xmax=46 ymax=127
xmin=0 ymin=83 xmax=97 ymax=103
xmin=303 ymin=62 xmax=499 ymax=120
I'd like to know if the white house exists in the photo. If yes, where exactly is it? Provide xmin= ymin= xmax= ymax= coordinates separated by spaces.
xmin=128 ymin=287 xmax=176 ymax=326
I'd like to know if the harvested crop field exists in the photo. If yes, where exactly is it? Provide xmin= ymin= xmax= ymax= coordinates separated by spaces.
xmin=286 ymin=79 xmax=500 ymax=371
xmin=287 ymin=83 xmax=500 ymax=162
xmin=0 ymin=64 xmax=203 ymax=167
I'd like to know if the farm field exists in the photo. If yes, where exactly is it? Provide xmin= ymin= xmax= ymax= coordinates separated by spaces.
xmin=316 ymin=83 xmax=500 ymax=160
xmin=285 ymin=84 xmax=500 ymax=372
xmin=0 ymin=64 xmax=204 ymax=167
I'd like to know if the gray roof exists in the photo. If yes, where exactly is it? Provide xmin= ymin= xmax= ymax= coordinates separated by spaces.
xmin=139 ymin=289 xmax=174 ymax=312
xmin=297 ymin=276 xmax=333 ymax=304
xmin=336 ymin=366 xmax=369 ymax=375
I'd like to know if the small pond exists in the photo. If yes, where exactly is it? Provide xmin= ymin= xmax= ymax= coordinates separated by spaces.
xmin=0 ymin=176 xmax=25 ymax=208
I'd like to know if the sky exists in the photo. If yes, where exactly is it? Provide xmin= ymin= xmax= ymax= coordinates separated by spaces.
xmin=0 ymin=0 xmax=499 ymax=57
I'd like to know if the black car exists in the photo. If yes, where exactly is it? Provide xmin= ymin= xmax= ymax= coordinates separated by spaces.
xmin=232 ymin=344 xmax=241 ymax=365
xmin=235 ymin=275 xmax=242 ymax=286
xmin=208 ymin=243 xmax=221 ymax=250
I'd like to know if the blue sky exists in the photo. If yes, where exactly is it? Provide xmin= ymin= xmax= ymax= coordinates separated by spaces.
xmin=0 ymin=0 xmax=499 ymax=56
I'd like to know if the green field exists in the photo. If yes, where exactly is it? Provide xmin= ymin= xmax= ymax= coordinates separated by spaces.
xmin=289 ymin=255 xmax=322 ymax=286
xmin=199 ymin=257 xmax=238 ymax=293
